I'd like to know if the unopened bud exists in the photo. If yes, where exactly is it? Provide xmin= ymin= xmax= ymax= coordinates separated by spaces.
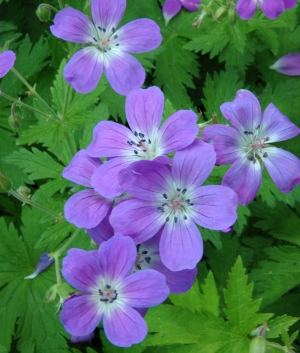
xmin=17 ymin=186 xmax=31 ymax=199
xmin=228 ymin=6 xmax=236 ymax=26
xmin=8 ymin=114 xmax=21 ymax=129
xmin=36 ymin=4 xmax=51 ymax=22
xmin=0 ymin=173 xmax=11 ymax=193
xmin=249 ymin=336 xmax=267 ymax=353
xmin=214 ymin=6 xmax=227 ymax=20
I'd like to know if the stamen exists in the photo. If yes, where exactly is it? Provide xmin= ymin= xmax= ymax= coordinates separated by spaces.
xmin=134 ymin=131 xmax=138 ymax=136
xmin=93 ymin=37 xmax=97 ymax=42
xmin=136 ymin=264 xmax=142 ymax=270
xmin=184 ymin=215 xmax=187 ymax=220
xmin=100 ymin=298 xmax=109 ymax=302
xmin=166 ymin=217 xmax=169 ymax=222
xmin=256 ymin=125 xmax=260 ymax=130
xmin=263 ymin=152 xmax=268 ymax=158
xmin=176 ymin=188 xmax=181 ymax=192
xmin=116 ymin=43 xmax=119 ymax=46
xmin=244 ymin=131 xmax=253 ymax=135
xmin=145 ymin=256 xmax=151 ymax=264
xmin=141 ymin=139 xmax=146 ymax=142
xmin=114 ymin=35 xmax=118 ymax=39
xmin=98 ymin=26 xmax=102 ymax=31
xmin=148 ymin=139 xmax=151 ymax=144
xmin=182 ymin=189 xmax=187 ymax=194
xmin=136 ymin=244 xmax=140 ymax=252
xmin=143 ymin=149 xmax=147 ymax=152
xmin=163 ymin=193 xmax=168 ymax=199
xmin=139 ymin=133 xmax=144 ymax=138
xmin=174 ymin=216 xmax=178 ymax=223
xmin=106 ymin=284 xmax=111 ymax=289
xmin=103 ymin=28 xmax=106 ymax=32
xmin=142 ymin=251 xmax=148 ymax=254
xmin=99 ymin=289 xmax=103 ymax=295
xmin=112 ymin=27 xmax=116 ymax=32
xmin=187 ymin=202 xmax=194 ymax=206
xmin=134 ymin=150 xmax=138 ymax=155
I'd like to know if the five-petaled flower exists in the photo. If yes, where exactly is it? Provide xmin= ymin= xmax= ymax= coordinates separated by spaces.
xmin=60 ymin=234 xmax=169 ymax=347
xmin=0 ymin=50 xmax=16 ymax=78
xmin=162 ymin=0 xmax=201 ymax=25
xmin=110 ymin=139 xmax=238 ymax=271
xmin=86 ymin=86 xmax=199 ymax=198
xmin=202 ymin=89 xmax=300 ymax=206
xmin=50 ymin=0 xmax=162 ymax=95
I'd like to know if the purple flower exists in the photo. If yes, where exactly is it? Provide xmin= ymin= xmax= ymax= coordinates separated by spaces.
xmin=110 ymin=139 xmax=238 ymax=271
xmin=62 ymin=149 xmax=112 ymax=229
xmin=202 ymin=89 xmax=300 ymax=206
xmin=24 ymin=252 xmax=54 ymax=279
xmin=0 ymin=50 xmax=16 ymax=78
xmin=86 ymin=86 xmax=199 ymax=198
xmin=162 ymin=0 xmax=201 ymax=25
xmin=50 ymin=0 xmax=162 ymax=95
xmin=60 ymin=234 xmax=169 ymax=347
xmin=236 ymin=0 xmax=297 ymax=20
xmin=270 ymin=53 xmax=300 ymax=76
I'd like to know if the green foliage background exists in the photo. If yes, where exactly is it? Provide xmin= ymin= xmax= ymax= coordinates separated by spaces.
xmin=0 ymin=0 xmax=300 ymax=352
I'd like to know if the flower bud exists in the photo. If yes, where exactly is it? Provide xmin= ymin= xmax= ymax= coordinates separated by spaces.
xmin=214 ymin=6 xmax=227 ymax=20
xmin=17 ymin=186 xmax=31 ymax=199
xmin=8 ymin=114 xmax=21 ymax=129
xmin=249 ymin=336 xmax=267 ymax=353
xmin=0 ymin=173 xmax=11 ymax=193
xmin=228 ymin=6 xmax=236 ymax=26
xmin=24 ymin=252 xmax=54 ymax=279
xmin=36 ymin=4 xmax=51 ymax=22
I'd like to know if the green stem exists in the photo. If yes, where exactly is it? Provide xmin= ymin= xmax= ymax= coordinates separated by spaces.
xmin=53 ymin=254 xmax=62 ymax=284
xmin=55 ymin=228 xmax=81 ymax=256
xmin=10 ymin=67 xmax=59 ymax=119
xmin=9 ymin=189 xmax=63 ymax=220
xmin=61 ymin=84 xmax=71 ymax=122
xmin=57 ymin=0 xmax=64 ymax=10
xmin=40 ymin=3 xmax=59 ymax=13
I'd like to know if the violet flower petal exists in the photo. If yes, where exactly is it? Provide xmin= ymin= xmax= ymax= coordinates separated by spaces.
xmin=71 ymin=332 xmax=94 ymax=343
xmin=270 ymin=53 xmax=300 ymax=76
xmin=62 ymin=150 xmax=102 ymax=187
xmin=263 ymin=147 xmax=300 ymax=193
xmin=192 ymin=185 xmax=238 ymax=230
xmin=180 ymin=0 xmax=201 ymax=11
xmin=159 ymin=110 xmax=199 ymax=154
xmin=104 ymin=51 xmax=146 ymax=96
xmin=283 ymin=0 xmax=297 ymax=8
xmin=91 ymin=0 xmax=126 ymax=34
xmin=202 ymin=125 xmax=242 ymax=165
xmin=163 ymin=0 xmax=182 ymax=25
xmin=64 ymin=189 xmax=111 ymax=229
xmin=260 ymin=0 xmax=285 ymax=19
xmin=62 ymin=249 xmax=99 ymax=292
xmin=125 ymin=86 xmax=164 ymax=136
xmin=24 ymin=252 xmax=54 ymax=279
xmin=64 ymin=47 xmax=103 ymax=94
xmin=86 ymin=212 xmax=114 ymax=245
xmin=222 ymin=156 xmax=262 ymax=206
xmin=117 ymin=19 xmax=162 ymax=53
xmin=60 ymin=294 xmax=103 ymax=336
xmin=50 ymin=8 xmax=96 ymax=43
xmin=103 ymin=305 xmax=147 ymax=347
xmin=0 ymin=50 xmax=16 ymax=78
xmin=236 ymin=0 xmax=257 ymax=19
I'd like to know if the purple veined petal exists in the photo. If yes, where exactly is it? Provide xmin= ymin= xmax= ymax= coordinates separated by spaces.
xmin=98 ymin=234 xmax=136 ymax=281
xmin=270 ymin=53 xmax=300 ymax=76
xmin=283 ymin=0 xmax=297 ymax=8
xmin=110 ymin=199 xmax=164 ymax=244
xmin=202 ymin=125 xmax=243 ymax=165
xmin=260 ymin=0 xmax=285 ymax=19
xmin=86 ymin=212 xmax=114 ymax=245
xmin=71 ymin=332 xmax=94 ymax=343
xmin=50 ymin=8 xmax=97 ymax=43
xmin=191 ymin=185 xmax=238 ymax=230
xmin=87 ymin=121 xmax=134 ymax=158
xmin=91 ymin=0 xmax=126 ymax=34
xmin=134 ymin=307 xmax=148 ymax=317
xmin=121 ymin=269 xmax=169 ymax=307
xmin=220 ymin=226 xmax=233 ymax=233
xmin=153 ymin=155 xmax=173 ymax=164
xmin=125 ymin=86 xmax=164 ymax=137
xmin=62 ymin=150 xmax=102 ymax=187
xmin=172 ymin=139 xmax=216 ymax=190
xmin=236 ymin=0 xmax=257 ymax=19
xmin=91 ymin=157 xmax=131 ymax=198
xmin=24 ymin=252 xmax=54 ymax=279
xmin=163 ymin=0 xmax=182 ymax=25
xmin=159 ymin=110 xmax=199 ymax=154
xmin=160 ymin=218 xmax=203 ymax=271
xmin=116 ymin=19 xmax=162 ymax=53
xmin=222 ymin=156 xmax=262 ymax=206
xmin=103 ymin=50 xmax=146 ymax=96
xmin=62 ymin=249 xmax=99 ymax=292
xmin=118 ymin=160 xmax=172 ymax=201
xmin=60 ymin=294 xmax=103 ymax=337
xmin=220 ymin=89 xmax=262 ymax=133
xmin=180 ymin=0 xmax=201 ymax=11
xmin=64 ymin=189 xmax=111 ymax=229
xmin=262 ymin=147 xmax=300 ymax=193
xmin=259 ymin=103 xmax=300 ymax=142
xmin=0 ymin=50 xmax=16 ymax=78
xmin=64 ymin=47 xmax=103 ymax=94
xmin=103 ymin=304 xmax=147 ymax=347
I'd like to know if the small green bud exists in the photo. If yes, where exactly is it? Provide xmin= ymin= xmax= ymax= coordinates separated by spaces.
xmin=0 ymin=173 xmax=11 ymax=193
xmin=8 ymin=114 xmax=21 ymax=129
xmin=249 ymin=336 xmax=267 ymax=353
xmin=36 ymin=4 xmax=51 ymax=22
xmin=228 ymin=7 xmax=237 ymax=26
xmin=214 ymin=6 xmax=227 ymax=20
xmin=17 ymin=186 xmax=31 ymax=199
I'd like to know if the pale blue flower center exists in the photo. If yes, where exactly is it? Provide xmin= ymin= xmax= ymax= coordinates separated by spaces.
xmin=241 ymin=127 xmax=270 ymax=163
xmin=98 ymin=284 xmax=118 ymax=304
xmin=89 ymin=26 xmax=120 ymax=53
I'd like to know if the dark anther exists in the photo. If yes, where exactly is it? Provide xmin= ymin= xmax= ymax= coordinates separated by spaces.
xmin=256 ymin=125 xmax=260 ymax=130
xmin=99 ymin=289 xmax=103 ymax=295
xmin=127 ymin=141 xmax=132 ymax=146
xmin=148 ymin=139 xmax=151 ymax=144
xmin=103 ymin=28 xmax=106 ymax=32
xmin=104 ymin=50 xmax=107 ymax=53
xmin=139 ymin=133 xmax=144 ymax=138
xmin=106 ymin=284 xmax=111 ymax=289
xmin=186 ymin=199 xmax=190 ymax=202
xmin=252 ymin=158 xmax=257 ymax=164
xmin=136 ymin=144 xmax=141 ymax=147
xmin=93 ymin=37 xmax=98 ymax=42
xmin=136 ymin=264 xmax=142 ymax=270
xmin=182 ymin=189 xmax=187 ymax=194
xmin=112 ymin=27 xmax=115 ymax=32
xmin=116 ymin=43 xmax=119 ymax=46
xmin=114 ymin=35 xmax=118 ymax=39
xmin=176 ymin=188 xmax=181 ymax=192
xmin=98 ymin=26 xmax=102 ymax=31
xmin=143 ymin=149 xmax=147 ymax=152
xmin=134 ymin=131 xmax=138 ymax=136
xmin=157 ymin=206 xmax=164 ymax=212
xmin=142 ymin=251 xmax=148 ymax=254
xmin=263 ymin=152 xmax=268 ymax=158
xmin=163 ymin=193 xmax=168 ymax=199
xmin=100 ymin=298 xmax=109 ymax=302
xmin=166 ymin=217 xmax=169 ymax=222
xmin=174 ymin=216 xmax=178 ymax=223
xmin=162 ymin=203 xmax=167 ymax=206
xmin=244 ymin=131 xmax=253 ymax=135
xmin=134 ymin=150 xmax=138 ymax=155
xmin=247 ymin=155 xmax=254 ymax=161
xmin=145 ymin=256 xmax=151 ymax=264
xmin=187 ymin=202 xmax=194 ymax=206
xmin=184 ymin=215 xmax=187 ymax=220
xmin=108 ymin=48 xmax=111 ymax=50
xmin=131 ymin=140 xmax=136 ymax=145
xmin=136 ymin=244 xmax=140 ymax=252
xmin=141 ymin=139 xmax=146 ymax=142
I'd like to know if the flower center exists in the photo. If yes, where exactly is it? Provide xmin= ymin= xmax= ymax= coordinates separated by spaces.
xmin=98 ymin=284 xmax=118 ymax=303
xmin=90 ymin=26 xmax=120 ymax=53
xmin=126 ymin=130 xmax=161 ymax=160
xmin=243 ymin=128 xmax=270 ymax=163
xmin=135 ymin=244 xmax=151 ymax=270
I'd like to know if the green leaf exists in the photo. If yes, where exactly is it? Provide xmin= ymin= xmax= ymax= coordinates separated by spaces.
xmin=234 ymin=205 xmax=251 ymax=235
xmin=267 ymin=315 xmax=299 ymax=339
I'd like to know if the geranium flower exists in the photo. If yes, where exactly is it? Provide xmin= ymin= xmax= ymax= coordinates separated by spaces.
xmin=50 ymin=0 xmax=162 ymax=95
xmin=86 ymin=86 xmax=199 ymax=198
xmin=24 ymin=252 xmax=54 ymax=279
xmin=0 ymin=50 xmax=16 ymax=78
xmin=110 ymin=139 xmax=238 ymax=271
xmin=202 ymin=89 xmax=300 ymax=206
xmin=270 ymin=53 xmax=300 ymax=76
xmin=162 ymin=0 xmax=201 ymax=25
xmin=236 ymin=0 xmax=297 ymax=20
xmin=60 ymin=234 xmax=169 ymax=347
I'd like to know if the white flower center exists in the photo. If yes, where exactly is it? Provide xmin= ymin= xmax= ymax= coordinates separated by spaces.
xmin=242 ymin=127 xmax=270 ymax=163
xmin=90 ymin=26 xmax=120 ymax=53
